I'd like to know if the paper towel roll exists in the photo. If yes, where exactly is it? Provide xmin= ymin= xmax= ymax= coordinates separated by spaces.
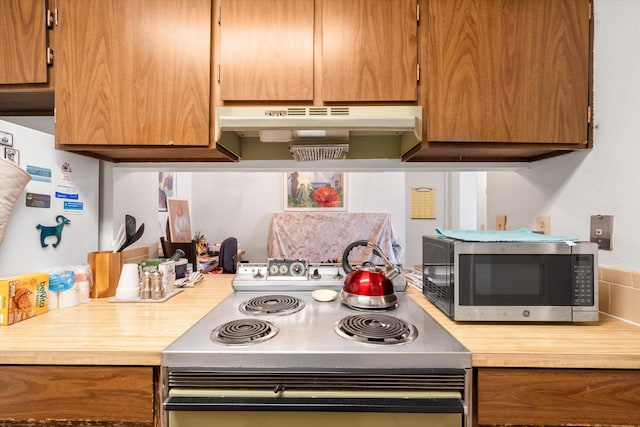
xmin=58 ymin=286 xmax=78 ymax=308
xmin=76 ymin=279 xmax=91 ymax=303
xmin=48 ymin=290 xmax=59 ymax=310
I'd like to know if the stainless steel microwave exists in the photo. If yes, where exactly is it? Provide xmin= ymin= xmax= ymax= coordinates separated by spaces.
xmin=422 ymin=235 xmax=599 ymax=322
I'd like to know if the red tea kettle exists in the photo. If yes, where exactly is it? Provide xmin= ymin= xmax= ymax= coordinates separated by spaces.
xmin=340 ymin=240 xmax=402 ymax=310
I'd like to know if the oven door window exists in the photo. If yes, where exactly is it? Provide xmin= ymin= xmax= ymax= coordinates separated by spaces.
xmin=458 ymin=254 xmax=572 ymax=306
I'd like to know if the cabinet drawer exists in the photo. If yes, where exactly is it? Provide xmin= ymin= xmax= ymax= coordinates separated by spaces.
xmin=477 ymin=368 xmax=640 ymax=426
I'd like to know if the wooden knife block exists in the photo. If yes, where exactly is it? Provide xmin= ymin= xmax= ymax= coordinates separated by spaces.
xmin=88 ymin=251 xmax=123 ymax=298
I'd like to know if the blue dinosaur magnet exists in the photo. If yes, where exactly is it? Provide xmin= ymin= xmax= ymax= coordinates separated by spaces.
xmin=37 ymin=215 xmax=71 ymax=248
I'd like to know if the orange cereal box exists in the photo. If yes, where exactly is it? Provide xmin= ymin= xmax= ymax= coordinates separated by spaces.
xmin=0 ymin=272 xmax=49 ymax=325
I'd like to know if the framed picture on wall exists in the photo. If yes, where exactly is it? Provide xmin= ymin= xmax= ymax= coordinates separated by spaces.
xmin=159 ymin=172 xmax=175 ymax=211
xmin=167 ymin=198 xmax=192 ymax=242
xmin=4 ymin=147 xmax=19 ymax=165
xmin=0 ymin=130 xmax=13 ymax=147
xmin=284 ymin=171 xmax=347 ymax=211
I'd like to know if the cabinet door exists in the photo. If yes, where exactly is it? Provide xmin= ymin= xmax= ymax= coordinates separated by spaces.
xmin=56 ymin=0 xmax=211 ymax=146
xmin=0 ymin=366 xmax=154 ymax=423
xmin=322 ymin=0 xmax=417 ymax=102
xmin=219 ymin=0 xmax=314 ymax=101
xmin=426 ymin=0 xmax=590 ymax=144
xmin=0 ymin=0 xmax=49 ymax=84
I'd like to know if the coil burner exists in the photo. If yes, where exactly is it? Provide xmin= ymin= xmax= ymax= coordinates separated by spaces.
xmin=239 ymin=295 xmax=305 ymax=316
xmin=335 ymin=313 xmax=418 ymax=345
xmin=210 ymin=319 xmax=278 ymax=346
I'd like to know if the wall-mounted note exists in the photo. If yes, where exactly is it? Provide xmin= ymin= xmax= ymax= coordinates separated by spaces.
xmin=411 ymin=187 xmax=435 ymax=219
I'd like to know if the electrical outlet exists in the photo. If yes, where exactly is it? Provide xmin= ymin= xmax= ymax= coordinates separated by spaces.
xmin=535 ymin=215 xmax=551 ymax=235
xmin=590 ymin=215 xmax=613 ymax=250
xmin=496 ymin=215 xmax=507 ymax=231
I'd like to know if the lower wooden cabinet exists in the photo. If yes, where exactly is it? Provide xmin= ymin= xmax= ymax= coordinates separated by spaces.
xmin=0 ymin=365 xmax=154 ymax=426
xmin=477 ymin=368 xmax=640 ymax=426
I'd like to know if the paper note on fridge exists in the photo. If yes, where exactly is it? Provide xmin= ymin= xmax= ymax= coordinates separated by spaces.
xmin=55 ymin=182 xmax=79 ymax=200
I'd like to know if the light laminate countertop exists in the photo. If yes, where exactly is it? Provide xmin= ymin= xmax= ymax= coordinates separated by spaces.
xmin=2 ymin=274 xmax=640 ymax=369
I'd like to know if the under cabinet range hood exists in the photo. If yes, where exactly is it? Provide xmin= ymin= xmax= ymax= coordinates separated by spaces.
xmin=214 ymin=106 xmax=422 ymax=161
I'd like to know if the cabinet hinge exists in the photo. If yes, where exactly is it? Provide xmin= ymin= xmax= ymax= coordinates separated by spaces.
xmin=587 ymin=105 xmax=591 ymax=124
xmin=47 ymin=9 xmax=58 ymax=28
xmin=47 ymin=47 xmax=54 ymax=65
xmin=416 ymin=64 xmax=420 ymax=82
xmin=416 ymin=2 xmax=420 ymax=23
xmin=218 ymin=5 xmax=222 ymax=25
xmin=217 ymin=64 xmax=221 ymax=83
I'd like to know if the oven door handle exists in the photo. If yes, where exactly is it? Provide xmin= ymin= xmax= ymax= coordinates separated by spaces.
xmin=164 ymin=396 xmax=464 ymax=413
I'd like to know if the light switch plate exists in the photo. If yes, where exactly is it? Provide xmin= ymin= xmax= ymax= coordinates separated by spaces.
xmin=590 ymin=215 xmax=613 ymax=250
xmin=535 ymin=215 xmax=551 ymax=235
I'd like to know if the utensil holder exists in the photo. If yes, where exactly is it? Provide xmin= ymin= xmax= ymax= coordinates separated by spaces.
xmin=88 ymin=251 xmax=124 ymax=298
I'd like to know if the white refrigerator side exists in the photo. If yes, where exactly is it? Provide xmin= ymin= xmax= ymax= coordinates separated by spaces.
xmin=0 ymin=119 xmax=99 ymax=277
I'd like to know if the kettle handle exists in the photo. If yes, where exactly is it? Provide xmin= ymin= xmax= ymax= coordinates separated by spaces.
xmin=342 ymin=240 xmax=401 ymax=280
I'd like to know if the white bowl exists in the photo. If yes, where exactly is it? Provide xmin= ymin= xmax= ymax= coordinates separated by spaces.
xmin=312 ymin=289 xmax=338 ymax=302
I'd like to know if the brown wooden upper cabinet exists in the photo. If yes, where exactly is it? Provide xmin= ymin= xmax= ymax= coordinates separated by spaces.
xmin=0 ymin=0 xmax=50 ymax=85
xmin=55 ymin=0 xmax=212 ymax=147
xmin=219 ymin=0 xmax=315 ymax=101
xmin=217 ymin=0 xmax=418 ymax=103
xmin=425 ymin=0 xmax=591 ymax=145
xmin=322 ymin=0 xmax=418 ymax=102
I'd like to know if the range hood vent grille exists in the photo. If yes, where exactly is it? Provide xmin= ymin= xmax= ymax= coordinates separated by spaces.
xmin=289 ymin=144 xmax=349 ymax=161
xmin=286 ymin=107 xmax=350 ymax=116
xmin=286 ymin=107 xmax=307 ymax=116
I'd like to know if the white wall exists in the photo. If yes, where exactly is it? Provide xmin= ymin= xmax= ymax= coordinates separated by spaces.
xmin=487 ymin=0 xmax=640 ymax=270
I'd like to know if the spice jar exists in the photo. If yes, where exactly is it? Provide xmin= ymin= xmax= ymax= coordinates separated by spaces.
xmin=151 ymin=270 xmax=164 ymax=300
xmin=141 ymin=271 xmax=152 ymax=300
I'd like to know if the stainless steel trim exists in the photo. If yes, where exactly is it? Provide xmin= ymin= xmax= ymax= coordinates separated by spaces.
xmin=340 ymin=291 xmax=398 ymax=310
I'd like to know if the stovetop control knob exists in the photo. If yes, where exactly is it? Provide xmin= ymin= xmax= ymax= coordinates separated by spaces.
xmin=334 ymin=269 xmax=344 ymax=279
xmin=290 ymin=261 xmax=306 ymax=276
xmin=273 ymin=384 xmax=286 ymax=394
xmin=310 ymin=268 xmax=321 ymax=280
xmin=253 ymin=269 xmax=264 ymax=279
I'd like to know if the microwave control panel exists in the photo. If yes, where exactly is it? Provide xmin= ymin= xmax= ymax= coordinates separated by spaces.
xmin=572 ymin=255 xmax=595 ymax=306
